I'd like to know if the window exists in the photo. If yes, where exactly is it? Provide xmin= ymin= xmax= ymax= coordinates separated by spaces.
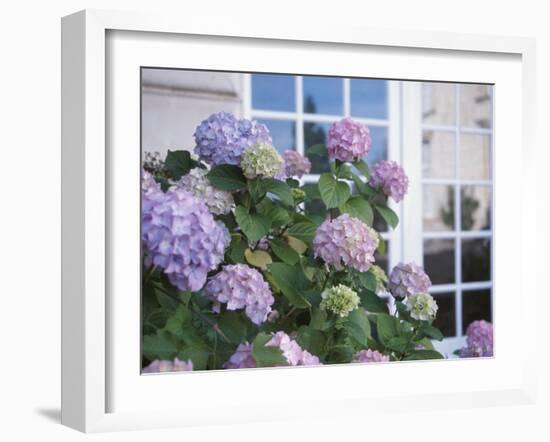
xmin=247 ymin=74 xmax=396 ymax=273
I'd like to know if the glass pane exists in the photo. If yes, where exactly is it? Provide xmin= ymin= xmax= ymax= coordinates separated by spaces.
xmin=422 ymin=131 xmax=455 ymax=179
xmin=462 ymin=289 xmax=492 ymax=332
xmin=423 ymin=184 xmax=455 ymax=231
xmin=431 ymin=292 xmax=455 ymax=337
xmin=374 ymin=240 xmax=389 ymax=273
xmin=251 ymin=74 xmax=295 ymax=112
xmin=256 ymin=119 xmax=295 ymax=154
xmin=303 ymin=76 xmax=343 ymax=115
xmin=422 ymin=82 xmax=455 ymax=126
xmin=350 ymin=79 xmax=388 ymax=119
xmin=460 ymin=134 xmax=491 ymax=180
xmin=462 ymin=238 xmax=491 ymax=283
xmin=304 ymin=121 xmax=331 ymax=174
xmin=365 ymin=126 xmax=388 ymax=166
xmin=460 ymin=84 xmax=492 ymax=129
xmin=423 ymin=239 xmax=455 ymax=285
xmin=461 ymin=186 xmax=492 ymax=231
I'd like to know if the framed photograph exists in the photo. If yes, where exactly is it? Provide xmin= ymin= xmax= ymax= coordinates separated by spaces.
xmin=61 ymin=9 xmax=537 ymax=432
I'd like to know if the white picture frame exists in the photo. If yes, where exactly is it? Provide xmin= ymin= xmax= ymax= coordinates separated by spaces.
xmin=61 ymin=9 xmax=538 ymax=433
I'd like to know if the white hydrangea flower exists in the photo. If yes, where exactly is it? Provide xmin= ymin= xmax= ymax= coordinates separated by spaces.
xmin=320 ymin=284 xmax=360 ymax=318
xmin=405 ymin=292 xmax=438 ymax=321
xmin=178 ymin=168 xmax=234 ymax=215
xmin=240 ymin=142 xmax=283 ymax=179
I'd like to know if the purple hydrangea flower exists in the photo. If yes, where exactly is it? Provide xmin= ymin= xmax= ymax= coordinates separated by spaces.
xmin=370 ymin=160 xmax=409 ymax=202
xmin=141 ymin=187 xmax=230 ymax=292
xmin=327 ymin=118 xmax=371 ymax=162
xmin=388 ymin=262 xmax=432 ymax=298
xmin=353 ymin=349 xmax=390 ymax=363
xmin=460 ymin=320 xmax=493 ymax=358
xmin=142 ymin=169 xmax=160 ymax=193
xmin=313 ymin=214 xmax=379 ymax=272
xmin=282 ymin=150 xmax=311 ymax=178
xmin=204 ymin=264 xmax=275 ymax=325
xmin=223 ymin=343 xmax=257 ymax=369
xmin=194 ymin=112 xmax=272 ymax=166
xmin=177 ymin=168 xmax=234 ymax=215
xmin=142 ymin=358 xmax=193 ymax=373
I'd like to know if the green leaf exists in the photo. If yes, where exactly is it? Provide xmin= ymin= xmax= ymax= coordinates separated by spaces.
xmin=358 ymin=290 xmax=389 ymax=314
xmin=339 ymin=196 xmax=374 ymax=225
xmin=142 ymin=331 xmax=178 ymax=360
xmin=207 ymin=165 xmax=247 ymax=190
xmin=234 ymin=206 xmax=270 ymax=242
xmin=164 ymin=304 xmax=192 ymax=337
xmin=286 ymin=178 xmax=300 ymax=188
xmin=302 ymin=183 xmax=321 ymax=200
xmin=374 ymin=205 xmax=399 ymax=229
xmin=257 ymin=199 xmax=291 ymax=229
xmin=318 ymin=173 xmax=351 ymax=208
xmin=218 ymin=311 xmax=248 ymax=345
xmin=403 ymin=349 xmax=444 ymax=360
xmin=377 ymin=234 xmax=386 ymax=256
xmin=228 ymin=234 xmax=247 ymax=263
xmin=386 ymin=336 xmax=409 ymax=353
xmin=420 ymin=324 xmax=444 ymax=341
xmin=177 ymin=344 xmax=210 ymax=370
xmin=268 ymin=262 xmax=311 ymax=308
xmin=247 ymin=178 xmax=266 ymax=202
xmin=252 ymin=332 xmax=288 ymax=367
xmin=261 ymin=178 xmax=294 ymax=207
xmin=296 ymin=326 xmax=326 ymax=357
xmin=416 ymin=337 xmax=435 ymax=350
xmin=356 ymin=271 xmax=377 ymax=292
xmin=351 ymin=173 xmax=376 ymax=197
xmin=285 ymin=236 xmax=308 ymax=254
xmin=352 ymin=159 xmax=370 ymax=179
xmin=307 ymin=143 xmax=328 ymax=157
xmin=310 ymin=307 xmax=330 ymax=331
xmin=270 ymin=239 xmax=301 ymax=265
xmin=164 ymin=150 xmax=195 ymax=179
xmin=345 ymin=309 xmax=371 ymax=346
xmin=244 ymin=248 xmax=273 ymax=270
xmin=376 ymin=314 xmax=399 ymax=345
xmin=286 ymin=222 xmax=317 ymax=243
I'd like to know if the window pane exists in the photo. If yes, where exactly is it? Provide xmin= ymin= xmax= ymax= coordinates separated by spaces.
xmin=431 ymin=292 xmax=455 ymax=337
xmin=462 ymin=238 xmax=491 ymax=283
xmin=252 ymin=74 xmax=295 ymax=112
xmin=422 ymin=82 xmax=455 ymax=126
xmin=423 ymin=239 xmax=455 ymax=285
xmin=303 ymin=76 xmax=343 ymax=115
xmin=304 ymin=121 xmax=331 ymax=173
xmin=350 ymin=79 xmax=388 ymax=119
xmin=462 ymin=289 xmax=492 ymax=332
xmin=460 ymin=84 xmax=492 ymax=129
xmin=423 ymin=184 xmax=455 ymax=231
xmin=256 ymin=119 xmax=295 ymax=154
xmin=460 ymin=134 xmax=491 ymax=180
xmin=365 ymin=126 xmax=388 ymax=166
xmin=422 ymin=131 xmax=455 ymax=179
xmin=461 ymin=186 xmax=492 ymax=231
xmin=374 ymin=240 xmax=389 ymax=273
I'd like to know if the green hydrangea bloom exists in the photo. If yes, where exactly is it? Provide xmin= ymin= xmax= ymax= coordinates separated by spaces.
xmin=405 ymin=292 xmax=438 ymax=321
xmin=240 ymin=142 xmax=283 ymax=179
xmin=321 ymin=284 xmax=360 ymax=318
xmin=291 ymin=188 xmax=306 ymax=203
xmin=370 ymin=265 xmax=388 ymax=290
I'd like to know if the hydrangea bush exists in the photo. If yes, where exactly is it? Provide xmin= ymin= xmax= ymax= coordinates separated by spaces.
xmin=140 ymin=112 xmax=461 ymax=373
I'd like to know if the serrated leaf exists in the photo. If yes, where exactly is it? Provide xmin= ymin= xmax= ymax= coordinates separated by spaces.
xmin=207 ymin=165 xmax=247 ymax=190
xmin=376 ymin=314 xmax=400 ymax=345
xmin=286 ymin=222 xmax=317 ymax=242
xmin=244 ymin=248 xmax=273 ymax=270
xmin=318 ymin=173 xmax=351 ymax=208
xmin=164 ymin=150 xmax=195 ymax=179
xmin=257 ymin=199 xmax=291 ymax=229
xmin=268 ymin=262 xmax=311 ymax=309
xmin=345 ymin=309 xmax=371 ymax=346
xmin=356 ymin=271 xmax=377 ymax=291
xmin=234 ymin=206 xmax=270 ymax=242
xmin=270 ymin=239 xmax=300 ymax=265
xmin=339 ymin=196 xmax=374 ymax=225
xmin=252 ymin=333 xmax=288 ymax=367
xmin=374 ymin=205 xmax=399 ymax=229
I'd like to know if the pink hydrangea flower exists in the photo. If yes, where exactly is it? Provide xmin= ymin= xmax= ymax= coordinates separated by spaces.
xmin=142 ymin=358 xmax=193 ymax=373
xmin=388 ymin=262 xmax=432 ymax=298
xmin=282 ymin=150 xmax=311 ymax=178
xmin=460 ymin=320 xmax=493 ymax=357
xmin=327 ymin=118 xmax=371 ymax=162
xmin=353 ymin=349 xmax=390 ymax=363
xmin=370 ymin=160 xmax=409 ymax=202
xmin=313 ymin=214 xmax=379 ymax=272
xmin=223 ymin=343 xmax=257 ymax=369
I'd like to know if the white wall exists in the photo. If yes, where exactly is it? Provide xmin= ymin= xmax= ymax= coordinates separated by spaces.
xmin=0 ymin=1 xmax=547 ymax=441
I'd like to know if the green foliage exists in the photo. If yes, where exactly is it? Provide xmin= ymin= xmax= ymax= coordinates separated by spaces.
xmin=270 ymin=239 xmax=301 ymax=265
xmin=164 ymin=150 xmax=198 ymax=179
xmin=339 ymin=196 xmax=374 ymax=225
xmin=207 ymin=164 xmax=247 ymax=190
xmin=374 ymin=205 xmax=399 ymax=229
xmin=318 ymin=173 xmax=351 ymax=209
xmin=252 ymin=333 xmax=287 ymax=367
xmin=234 ymin=206 xmax=271 ymax=242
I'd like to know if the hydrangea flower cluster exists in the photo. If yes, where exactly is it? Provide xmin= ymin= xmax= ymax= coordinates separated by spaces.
xmin=353 ymin=349 xmax=390 ymax=363
xmin=313 ymin=214 xmax=379 ymax=272
xmin=388 ymin=262 xmax=432 ymax=298
xmin=141 ymin=187 xmax=230 ymax=292
xmin=204 ymin=264 xmax=275 ymax=325
xmin=194 ymin=112 xmax=272 ymax=166
xmin=282 ymin=150 xmax=311 ymax=178
xmin=320 ymin=284 xmax=360 ymax=318
xmin=460 ymin=320 xmax=493 ymax=358
xmin=223 ymin=343 xmax=257 ymax=369
xmin=370 ymin=160 xmax=409 ymax=202
xmin=142 ymin=169 xmax=160 ymax=193
xmin=142 ymin=358 xmax=193 ymax=373
xmin=240 ymin=142 xmax=283 ymax=179
xmin=177 ymin=168 xmax=234 ymax=215
xmin=405 ymin=292 xmax=438 ymax=321
xmin=326 ymin=117 xmax=371 ymax=162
